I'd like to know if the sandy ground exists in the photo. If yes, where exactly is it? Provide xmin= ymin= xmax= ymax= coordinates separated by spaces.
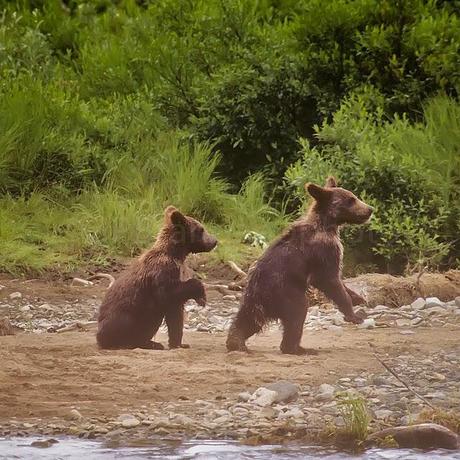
xmin=1 ymin=324 xmax=459 ymax=423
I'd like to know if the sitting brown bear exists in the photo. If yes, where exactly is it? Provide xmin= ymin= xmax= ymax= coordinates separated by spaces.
xmin=226 ymin=177 xmax=372 ymax=355
xmin=96 ymin=206 xmax=217 ymax=350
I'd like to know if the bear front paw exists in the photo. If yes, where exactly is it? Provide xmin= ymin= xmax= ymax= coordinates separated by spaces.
xmin=196 ymin=297 xmax=206 ymax=307
xmin=187 ymin=279 xmax=206 ymax=305
xmin=344 ymin=313 xmax=364 ymax=324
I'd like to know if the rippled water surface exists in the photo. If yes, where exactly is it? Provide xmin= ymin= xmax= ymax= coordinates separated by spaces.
xmin=1 ymin=437 xmax=459 ymax=459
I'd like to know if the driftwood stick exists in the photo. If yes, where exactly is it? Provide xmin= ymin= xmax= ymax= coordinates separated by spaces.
xmin=369 ymin=343 xmax=437 ymax=410
xmin=56 ymin=322 xmax=85 ymax=333
xmin=88 ymin=273 xmax=116 ymax=288
xmin=71 ymin=277 xmax=94 ymax=287
xmin=203 ymin=283 xmax=231 ymax=295
xmin=228 ymin=261 xmax=247 ymax=278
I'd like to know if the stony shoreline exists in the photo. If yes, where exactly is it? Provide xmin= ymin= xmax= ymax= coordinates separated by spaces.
xmin=1 ymin=278 xmax=459 ymax=448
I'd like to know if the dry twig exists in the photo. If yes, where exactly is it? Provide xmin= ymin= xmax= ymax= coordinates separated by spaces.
xmin=227 ymin=261 xmax=247 ymax=278
xmin=88 ymin=273 xmax=116 ymax=288
xmin=369 ymin=343 xmax=437 ymax=410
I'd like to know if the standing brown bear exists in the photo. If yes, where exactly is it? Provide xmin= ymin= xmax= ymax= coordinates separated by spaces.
xmin=96 ymin=206 xmax=217 ymax=350
xmin=226 ymin=177 xmax=372 ymax=355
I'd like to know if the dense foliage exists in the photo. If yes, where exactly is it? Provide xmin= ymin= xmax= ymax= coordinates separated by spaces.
xmin=0 ymin=0 xmax=458 ymax=273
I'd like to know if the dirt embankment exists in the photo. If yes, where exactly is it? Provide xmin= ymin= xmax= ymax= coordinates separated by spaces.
xmin=343 ymin=270 xmax=460 ymax=307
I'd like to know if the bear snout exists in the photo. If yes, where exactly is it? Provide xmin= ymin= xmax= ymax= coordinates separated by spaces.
xmin=357 ymin=205 xmax=373 ymax=224
xmin=206 ymin=236 xmax=218 ymax=251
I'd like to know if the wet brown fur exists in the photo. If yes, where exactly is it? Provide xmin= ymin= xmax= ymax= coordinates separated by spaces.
xmin=226 ymin=176 xmax=373 ymax=355
xmin=96 ymin=206 xmax=217 ymax=350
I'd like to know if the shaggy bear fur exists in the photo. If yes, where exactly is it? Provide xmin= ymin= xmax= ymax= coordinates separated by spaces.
xmin=96 ymin=206 xmax=217 ymax=350
xmin=226 ymin=177 xmax=372 ymax=355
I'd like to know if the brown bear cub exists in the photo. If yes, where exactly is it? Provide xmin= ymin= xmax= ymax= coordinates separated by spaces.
xmin=226 ymin=177 xmax=372 ymax=355
xmin=96 ymin=206 xmax=217 ymax=350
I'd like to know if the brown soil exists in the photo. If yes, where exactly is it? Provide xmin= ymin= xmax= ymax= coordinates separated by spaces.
xmin=1 ymin=325 xmax=459 ymax=423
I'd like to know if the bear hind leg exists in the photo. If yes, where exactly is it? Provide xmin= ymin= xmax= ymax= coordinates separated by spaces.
xmin=165 ymin=306 xmax=188 ymax=349
xmin=280 ymin=306 xmax=316 ymax=355
xmin=226 ymin=310 xmax=264 ymax=352
xmin=97 ymin=313 xmax=162 ymax=350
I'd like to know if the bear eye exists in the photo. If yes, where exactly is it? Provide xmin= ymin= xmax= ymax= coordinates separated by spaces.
xmin=347 ymin=196 xmax=356 ymax=205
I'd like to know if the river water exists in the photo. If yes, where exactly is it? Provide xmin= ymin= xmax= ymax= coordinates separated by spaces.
xmin=1 ymin=437 xmax=459 ymax=460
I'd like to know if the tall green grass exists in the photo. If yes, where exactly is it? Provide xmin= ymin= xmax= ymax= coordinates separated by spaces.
xmin=336 ymin=392 xmax=370 ymax=443
xmin=0 ymin=128 xmax=287 ymax=274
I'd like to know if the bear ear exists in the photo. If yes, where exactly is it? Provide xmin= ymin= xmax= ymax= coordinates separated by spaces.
xmin=165 ymin=206 xmax=186 ymax=226
xmin=325 ymin=176 xmax=337 ymax=188
xmin=305 ymin=183 xmax=329 ymax=202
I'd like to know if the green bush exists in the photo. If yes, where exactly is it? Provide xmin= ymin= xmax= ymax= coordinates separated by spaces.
xmin=285 ymin=93 xmax=459 ymax=273
xmin=0 ymin=0 xmax=459 ymax=274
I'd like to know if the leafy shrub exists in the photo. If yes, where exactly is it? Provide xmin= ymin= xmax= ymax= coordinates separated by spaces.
xmin=0 ymin=0 xmax=459 ymax=274
xmin=285 ymin=92 xmax=459 ymax=273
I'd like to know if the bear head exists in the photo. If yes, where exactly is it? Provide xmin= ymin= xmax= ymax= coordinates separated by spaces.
xmin=305 ymin=176 xmax=373 ymax=225
xmin=163 ymin=206 xmax=218 ymax=255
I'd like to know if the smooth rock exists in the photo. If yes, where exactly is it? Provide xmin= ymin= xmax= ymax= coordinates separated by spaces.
xmin=172 ymin=414 xmax=195 ymax=426
xmin=263 ymin=381 xmax=299 ymax=403
xmin=222 ymin=295 xmax=237 ymax=301
xmin=368 ymin=423 xmax=459 ymax=450
xmin=425 ymin=297 xmax=444 ymax=308
xmin=424 ymin=307 xmax=447 ymax=316
xmin=374 ymin=409 xmax=394 ymax=419
xmin=232 ymin=407 xmax=249 ymax=416
xmin=9 ymin=292 xmax=22 ymax=300
xmin=316 ymin=384 xmax=335 ymax=401
xmin=281 ymin=407 xmax=304 ymax=419
xmin=455 ymin=296 xmax=460 ymax=308
xmin=31 ymin=439 xmax=58 ymax=448
xmin=258 ymin=407 xmax=277 ymax=419
xmin=117 ymin=414 xmax=140 ymax=428
xmin=249 ymin=388 xmax=278 ymax=407
xmin=354 ymin=377 xmax=367 ymax=387
xmin=358 ymin=318 xmax=375 ymax=329
xmin=396 ymin=318 xmax=411 ymax=327
xmin=214 ymin=409 xmax=231 ymax=417
xmin=411 ymin=298 xmax=426 ymax=310
xmin=238 ymin=392 xmax=252 ymax=402
xmin=331 ymin=312 xmax=345 ymax=326
xmin=69 ymin=409 xmax=83 ymax=421
xmin=371 ymin=376 xmax=389 ymax=386
xmin=19 ymin=305 xmax=31 ymax=312
xmin=213 ymin=415 xmax=230 ymax=425
xmin=424 ymin=391 xmax=446 ymax=400
xmin=328 ymin=325 xmax=343 ymax=334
